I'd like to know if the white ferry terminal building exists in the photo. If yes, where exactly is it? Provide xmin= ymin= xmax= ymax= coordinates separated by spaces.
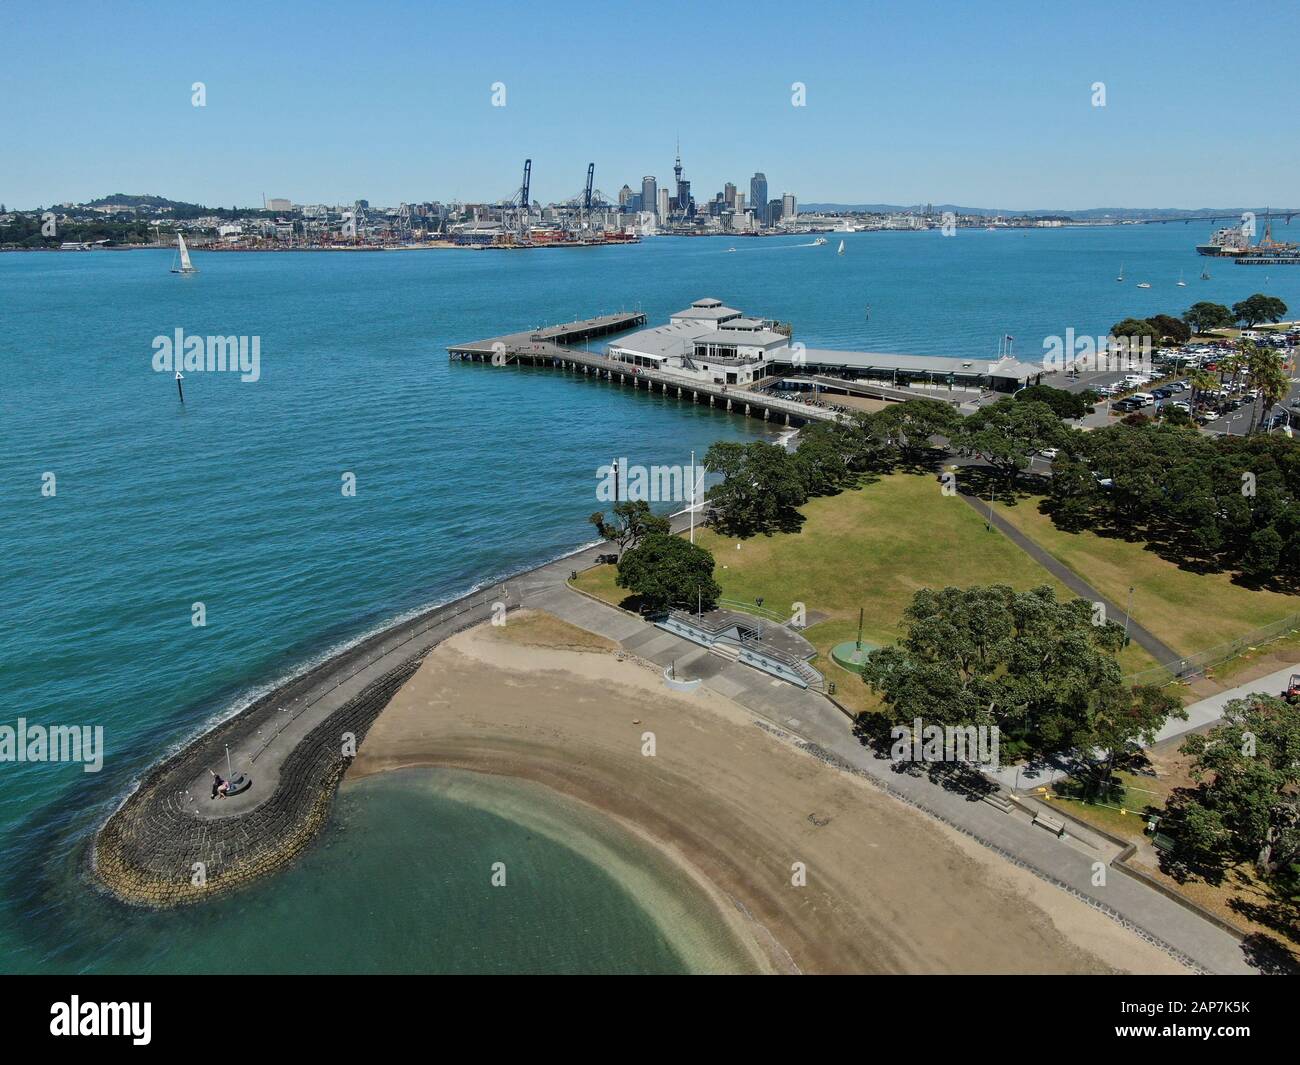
xmin=606 ymin=298 xmax=1045 ymax=392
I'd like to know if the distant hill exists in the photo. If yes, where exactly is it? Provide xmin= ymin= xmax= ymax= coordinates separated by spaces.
xmin=86 ymin=193 xmax=209 ymax=211
xmin=800 ymin=203 xmax=1297 ymax=220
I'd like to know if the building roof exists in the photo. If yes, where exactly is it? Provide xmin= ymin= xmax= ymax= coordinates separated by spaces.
xmin=670 ymin=302 xmax=743 ymax=321
xmin=788 ymin=348 xmax=1043 ymax=380
xmin=610 ymin=322 xmax=710 ymax=360
xmin=708 ymin=327 xmax=789 ymax=347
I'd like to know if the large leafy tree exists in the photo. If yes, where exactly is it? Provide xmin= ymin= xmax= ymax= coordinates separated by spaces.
xmin=860 ymin=584 xmax=1166 ymax=754
xmin=1170 ymin=695 xmax=1300 ymax=882
xmin=703 ymin=440 xmax=808 ymax=536
xmin=1146 ymin=314 xmax=1193 ymax=344
xmin=957 ymin=398 xmax=1070 ymax=490
xmin=1182 ymin=301 xmax=1234 ymax=335
xmin=1110 ymin=317 xmax=1161 ymax=356
xmin=588 ymin=500 xmax=671 ymax=559
xmin=1014 ymin=384 xmax=1093 ymax=420
xmin=871 ymin=398 xmax=960 ymax=466
xmin=1233 ymin=293 xmax=1288 ymax=328
xmin=615 ymin=534 xmax=720 ymax=615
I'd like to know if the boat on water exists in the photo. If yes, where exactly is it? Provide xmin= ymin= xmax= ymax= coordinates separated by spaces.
xmin=1137 ymin=281 xmax=1152 ymax=289
xmin=837 ymin=239 xmax=846 ymax=256
xmin=1197 ymin=226 xmax=1251 ymax=257
xmin=170 ymin=233 xmax=197 ymax=274
xmin=1177 ymin=270 xmax=1187 ymax=287
xmin=726 ymin=247 xmax=736 ymax=253
xmin=812 ymin=237 xmax=828 ymax=246
xmin=1116 ymin=263 xmax=1124 ymax=281
xmin=1200 ymin=267 xmax=1211 ymax=279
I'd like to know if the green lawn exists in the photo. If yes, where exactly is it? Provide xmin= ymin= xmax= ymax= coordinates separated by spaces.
xmin=572 ymin=472 xmax=1155 ymax=712
xmin=993 ymin=496 xmax=1300 ymax=658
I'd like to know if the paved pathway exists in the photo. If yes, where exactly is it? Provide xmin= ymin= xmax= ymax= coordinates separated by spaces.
xmin=956 ymin=491 xmax=1183 ymax=668
xmin=1154 ymin=661 xmax=1300 ymax=746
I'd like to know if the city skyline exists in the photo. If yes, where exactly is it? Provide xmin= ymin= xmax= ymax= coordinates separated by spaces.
xmin=4 ymin=0 xmax=1299 ymax=211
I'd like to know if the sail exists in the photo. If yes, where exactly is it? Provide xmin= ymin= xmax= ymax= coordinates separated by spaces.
xmin=178 ymin=233 xmax=193 ymax=271
xmin=837 ymin=239 xmax=845 ymax=255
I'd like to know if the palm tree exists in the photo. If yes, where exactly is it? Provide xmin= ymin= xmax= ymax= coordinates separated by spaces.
xmin=1189 ymin=368 xmax=1218 ymax=413
xmin=1243 ymin=340 xmax=1290 ymax=434
xmin=1216 ymin=349 xmax=1241 ymax=391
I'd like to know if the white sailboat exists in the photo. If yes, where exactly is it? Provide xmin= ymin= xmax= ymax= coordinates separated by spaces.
xmin=837 ymin=239 xmax=846 ymax=256
xmin=1200 ymin=267 xmax=1211 ymax=280
xmin=1137 ymin=281 xmax=1152 ymax=289
xmin=170 ymin=233 xmax=197 ymax=274
xmin=1176 ymin=270 xmax=1187 ymax=287
xmin=1116 ymin=263 xmax=1125 ymax=281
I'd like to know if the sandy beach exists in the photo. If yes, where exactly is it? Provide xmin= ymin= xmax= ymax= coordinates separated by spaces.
xmin=349 ymin=610 xmax=1189 ymax=975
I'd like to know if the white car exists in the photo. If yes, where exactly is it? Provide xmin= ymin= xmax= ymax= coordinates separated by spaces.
xmin=1037 ymin=447 xmax=1060 ymax=460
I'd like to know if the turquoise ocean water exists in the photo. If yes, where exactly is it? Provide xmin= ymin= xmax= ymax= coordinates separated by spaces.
xmin=2 ymin=223 xmax=1297 ymax=972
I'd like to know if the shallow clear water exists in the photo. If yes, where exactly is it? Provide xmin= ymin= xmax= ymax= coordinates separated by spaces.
xmin=1 ymin=224 xmax=1297 ymax=972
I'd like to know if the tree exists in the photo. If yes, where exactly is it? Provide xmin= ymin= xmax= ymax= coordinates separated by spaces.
xmin=1078 ymin=683 xmax=1185 ymax=797
xmin=1188 ymin=368 xmax=1218 ymax=410
xmin=588 ymin=500 xmax=670 ymax=559
xmin=1146 ymin=314 xmax=1192 ymax=344
xmin=793 ymin=421 xmax=856 ymax=496
xmin=1171 ymin=695 xmax=1300 ymax=880
xmin=1110 ymin=317 xmax=1161 ymax=352
xmin=957 ymin=398 xmax=1070 ymax=491
xmin=1242 ymin=339 xmax=1291 ymax=435
xmin=871 ymin=398 xmax=960 ymax=466
xmin=615 ymin=534 xmax=720 ymax=615
xmin=703 ymin=440 xmax=808 ymax=536
xmin=860 ymin=584 xmax=1146 ymax=755
xmin=1013 ymin=384 xmax=1092 ymax=420
xmin=1233 ymin=293 xmax=1288 ymax=328
xmin=1182 ymin=301 xmax=1234 ymax=335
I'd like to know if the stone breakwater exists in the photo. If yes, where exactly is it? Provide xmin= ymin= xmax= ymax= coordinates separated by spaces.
xmin=94 ymin=659 xmax=422 ymax=907
xmin=92 ymin=582 xmax=521 ymax=908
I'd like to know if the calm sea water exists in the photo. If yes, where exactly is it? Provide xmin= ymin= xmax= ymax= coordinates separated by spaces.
xmin=2 ymin=223 xmax=1297 ymax=972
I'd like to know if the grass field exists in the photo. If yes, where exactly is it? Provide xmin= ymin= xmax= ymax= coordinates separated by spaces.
xmin=572 ymin=472 xmax=1155 ymax=712
xmin=993 ymin=496 xmax=1300 ymax=658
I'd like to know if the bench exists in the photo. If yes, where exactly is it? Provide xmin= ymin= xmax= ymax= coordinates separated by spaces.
xmin=1032 ymin=811 xmax=1066 ymax=837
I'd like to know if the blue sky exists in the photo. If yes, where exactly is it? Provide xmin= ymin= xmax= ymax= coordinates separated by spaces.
xmin=3 ymin=0 xmax=1298 ymax=210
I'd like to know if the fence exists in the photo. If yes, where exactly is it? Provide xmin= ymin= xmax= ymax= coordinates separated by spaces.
xmin=1123 ymin=610 xmax=1300 ymax=687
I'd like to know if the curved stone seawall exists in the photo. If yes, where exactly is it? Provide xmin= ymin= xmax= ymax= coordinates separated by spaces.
xmin=94 ymin=658 xmax=422 ymax=906
xmin=92 ymin=581 xmax=523 ymax=908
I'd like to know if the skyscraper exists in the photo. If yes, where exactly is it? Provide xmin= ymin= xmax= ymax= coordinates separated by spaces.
xmin=724 ymin=182 xmax=737 ymax=208
xmin=750 ymin=173 xmax=767 ymax=224
xmin=782 ymin=193 xmax=797 ymax=222
xmin=642 ymin=176 xmax=658 ymax=219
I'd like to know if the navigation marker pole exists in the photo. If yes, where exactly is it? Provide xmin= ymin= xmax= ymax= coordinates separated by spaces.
xmin=175 ymin=371 xmax=185 ymax=404
xmin=225 ymin=743 xmax=233 ymax=778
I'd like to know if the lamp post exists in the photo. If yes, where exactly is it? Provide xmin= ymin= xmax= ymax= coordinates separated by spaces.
xmin=1124 ymin=585 xmax=1135 ymax=644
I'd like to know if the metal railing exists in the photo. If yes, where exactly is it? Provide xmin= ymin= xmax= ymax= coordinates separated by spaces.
xmin=1124 ymin=611 xmax=1300 ymax=687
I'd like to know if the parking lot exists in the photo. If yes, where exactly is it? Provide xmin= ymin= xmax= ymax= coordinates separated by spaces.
xmin=1053 ymin=331 xmax=1299 ymax=437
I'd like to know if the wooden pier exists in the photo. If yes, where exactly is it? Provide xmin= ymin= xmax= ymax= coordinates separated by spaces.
xmin=448 ymin=313 xmax=842 ymax=428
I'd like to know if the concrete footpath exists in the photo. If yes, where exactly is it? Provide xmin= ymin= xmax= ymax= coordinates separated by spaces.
xmin=1154 ymin=662 xmax=1300 ymax=745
